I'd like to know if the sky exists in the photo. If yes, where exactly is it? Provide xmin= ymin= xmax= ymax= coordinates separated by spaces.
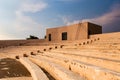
xmin=0 ymin=0 xmax=120 ymax=40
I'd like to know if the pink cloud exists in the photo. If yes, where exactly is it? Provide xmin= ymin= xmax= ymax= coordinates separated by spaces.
xmin=87 ymin=4 xmax=120 ymax=26
xmin=65 ymin=4 xmax=120 ymax=28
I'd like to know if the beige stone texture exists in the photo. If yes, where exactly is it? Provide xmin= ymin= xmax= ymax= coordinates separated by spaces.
xmin=19 ymin=57 xmax=49 ymax=80
xmin=30 ymin=56 xmax=85 ymax=80
xmin=46 ymin=22 xmax=102 ymax=42
xmin=0 ymin=77 xmax=32 ymax=80
xmin=0 ymin=25 xmax=119 ymax=80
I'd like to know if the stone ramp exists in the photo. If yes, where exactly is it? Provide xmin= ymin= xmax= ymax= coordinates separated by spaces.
xmin=29 ymin=56 xmax=85 ymax=80
xmin=19 ymin=57 xmax=49 ymax=80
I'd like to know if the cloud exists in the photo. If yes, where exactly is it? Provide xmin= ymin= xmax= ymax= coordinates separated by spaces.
xmin=13 ymin=1 xmax=48 ymax=38
xmin=85 ymin=4 xmax=120 ymax=26
xmin=59 ymin=17 xmax=78 ymax=25
xmin=60 ymin=15 xmax=72 ymax=25
xmin=55 ymin=0 xmax=79 ymax=2
xmin=64 ymin=4 xmax=120 ymax=32
xmin=0 ymin=0 xmax=48 ymax=40
xmin=0 ymin=34 xmax=17 ymax=40
xmin=20 ymin=2 xmax=47 ymax=13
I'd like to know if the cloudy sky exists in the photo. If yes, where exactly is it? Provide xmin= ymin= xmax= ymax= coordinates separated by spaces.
xmin=0 ymin=0 xmax=120 ymax=40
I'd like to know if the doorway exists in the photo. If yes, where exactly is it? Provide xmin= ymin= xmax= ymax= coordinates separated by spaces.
xmin=62 ymin=32 xmax=67 ymax=40
xmin=48 ymin=34 xmax=51 ymax=41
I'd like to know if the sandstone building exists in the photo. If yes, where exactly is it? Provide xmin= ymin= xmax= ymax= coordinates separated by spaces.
xmin=46 ymin=22 xmax=102 ymax=42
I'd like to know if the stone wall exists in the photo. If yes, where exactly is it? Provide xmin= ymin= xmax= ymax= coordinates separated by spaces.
xmin=0 ymin=39 xmax=45 ymax=47
xmin=46 ymin=22 xmax=102 ymax=42
xmin=88 ymin=22 xmax=102 ymax=35
xmin=46 ymin=23 xmax=83 ymax=42
xmin=90 ymin=32 xmax=120 ymax=39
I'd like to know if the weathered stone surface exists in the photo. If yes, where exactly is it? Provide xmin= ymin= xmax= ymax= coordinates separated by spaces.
xmin=46 ymin=22 xmax=102 ymax=42
xmin=19 ymin=57 xmax=49 ymax=80
xmin=0 ymin=32 xmax=120 ymax=80
xmin=30 ymin=56 xmax=85 ymax=80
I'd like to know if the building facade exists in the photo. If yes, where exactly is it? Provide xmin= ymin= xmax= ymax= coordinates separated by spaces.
xmin=46 ymin=22 xmax=102 ymax=42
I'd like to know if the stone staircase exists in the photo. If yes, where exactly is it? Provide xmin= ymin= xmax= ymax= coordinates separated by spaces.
xmin=0 ymin=32 xmax=120 ymax=80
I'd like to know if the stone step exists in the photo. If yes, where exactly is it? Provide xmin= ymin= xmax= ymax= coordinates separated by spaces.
xmin=86 ymin=44 xmax=120 ymax=47
xmin=93 ymin=42 xmax=120 ymax=44
xmin=39 ymin=52 xmax=120 ymax=80
xmin=29 ymin=56 xmax=84 ymax=80
xmin=92 ymin=43 xmax=120 ymax=45
xmin=62 ymin=45 xmax=120 ymax=50
xmin=0 ymin=77 xmax=32 ymax=80
xmin=45 ymin=51 xmax=120 ymax=73
xmin=79 ymin=45 xmax=120 ymax=48
xmin=35 ymin=54 xmax=89 ymax=79
xmin=61 ymin=45 xmax=120 ymax=54
xmin=94 ymin=39 xmax=120 ymax=42
xmin=0 ymin=46 xmax=55 ymax=57
xmin=51 ymin=49 xmax=120 ymax=61
xmin=19 ymin=57 xmax=49 ymax=80
xmin=58 ymin=46 xmax=120 ymax=53
xmin=92 ymin=40 xmax=120 ymax=43
xmin=77 ymin=47 xmax=120 ymax=51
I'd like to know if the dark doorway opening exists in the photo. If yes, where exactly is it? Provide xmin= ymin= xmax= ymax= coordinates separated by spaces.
xmin=62 ymin=32 xmax=67 ymax=40
xmin=48 ymin=34 xmax=51 ymax=41
xmin=88 ymin=30 xmax=91 ymax=39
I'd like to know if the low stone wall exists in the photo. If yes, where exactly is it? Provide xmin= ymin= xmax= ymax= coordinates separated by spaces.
xmin=90 ymin=32 xmax=120 ymax=39
xmin=0 ymin=39 xmax=45 ymax=48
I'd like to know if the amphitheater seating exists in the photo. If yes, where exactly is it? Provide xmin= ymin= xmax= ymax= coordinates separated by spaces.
xmin=29 ymin=56 xmax=84 ymax=80
xmin=0 ymin=77 xmax=32 ymax=80
xmin=19 ymin=57 xmax=49 ymax=80
xmin=0 ymin=32 xmax=120 ymax=80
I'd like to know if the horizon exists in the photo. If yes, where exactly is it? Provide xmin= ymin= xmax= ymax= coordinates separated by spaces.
xmin=0 ymin=0 xmax=120 ymax=40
